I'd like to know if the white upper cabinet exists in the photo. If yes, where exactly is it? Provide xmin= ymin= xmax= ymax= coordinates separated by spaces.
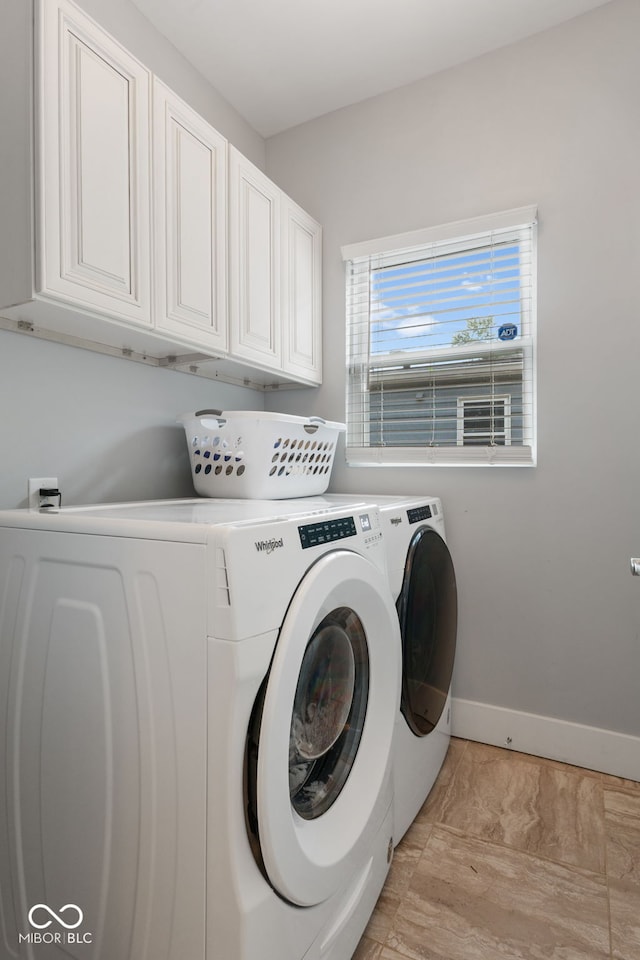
xmin=153 ymin=80 xmax=228 ymax=353
xmin=281 ymin=197 xmax=322 ymax=385
xmin=0 ymin=0 xmax=323 ymax=387
xmin=39 ymin=0 xmax=151 ymax=326
xmin=229 ymin=147 xmax=322 ymax=383
xmin=228 ymin=146 xmax=281 ymax=370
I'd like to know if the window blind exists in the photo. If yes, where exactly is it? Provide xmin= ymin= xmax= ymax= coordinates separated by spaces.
xmin=342 ymin=207 xmax=537 ymax=466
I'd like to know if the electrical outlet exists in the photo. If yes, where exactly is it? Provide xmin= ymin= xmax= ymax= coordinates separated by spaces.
xmin=28 ymin=477 xmax=59 ymax=511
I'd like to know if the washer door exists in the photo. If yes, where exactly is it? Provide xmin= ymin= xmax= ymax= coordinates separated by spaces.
xmin=254 ymin=550 xmax=400 ymax=906
xmin=397 ymin=527 xmax=457 ymax=736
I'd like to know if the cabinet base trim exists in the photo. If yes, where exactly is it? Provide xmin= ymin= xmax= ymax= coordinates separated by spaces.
xmin=0 ymin=315 xmax=311 ymax=390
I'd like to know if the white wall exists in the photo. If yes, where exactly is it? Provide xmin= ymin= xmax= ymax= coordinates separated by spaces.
xmin=0 ymin=0 xmax=266 ymax=510
xmin=265 ymin=0 xmax=640 ymax=742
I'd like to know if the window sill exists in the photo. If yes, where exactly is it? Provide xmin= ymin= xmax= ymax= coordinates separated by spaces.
xmin=345 ymin=445 xmax=535 ymax=467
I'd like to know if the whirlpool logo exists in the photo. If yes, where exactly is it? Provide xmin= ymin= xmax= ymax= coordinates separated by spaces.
xmin=20 ymin=903 xmax=93 ymax=946
xmin=255 ymin=537 xmax=284 ymax=554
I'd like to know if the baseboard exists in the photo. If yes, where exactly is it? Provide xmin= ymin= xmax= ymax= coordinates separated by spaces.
xmin=451 ymin=697 xmax=640 ymax=782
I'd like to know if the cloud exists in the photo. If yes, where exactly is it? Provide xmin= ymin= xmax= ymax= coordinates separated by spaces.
xmin=373 ymin=315 xmax=436 ymax=341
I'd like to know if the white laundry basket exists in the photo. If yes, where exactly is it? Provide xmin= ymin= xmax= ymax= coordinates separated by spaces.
xmin=178 ymin=410 xmax=346 ymax=499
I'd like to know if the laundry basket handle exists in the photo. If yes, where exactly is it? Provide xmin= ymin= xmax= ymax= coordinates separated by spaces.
xmin=195 ymin=408 xmax=223 ymax=417
xmin=304 ymin=415 xmax=327 ymax=434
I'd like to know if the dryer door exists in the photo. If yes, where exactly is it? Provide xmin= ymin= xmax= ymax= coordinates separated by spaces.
xmin=397 ymin=527 xmax=457 ymax=736
xmin=253 ymin=549 xmax=400 ymax=907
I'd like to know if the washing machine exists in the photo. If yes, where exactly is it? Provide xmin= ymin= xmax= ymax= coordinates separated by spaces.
xmin=298 ymin=494 xmax=457 ymax=843
xmin=0 ymin=497 xmax=401 ymax=960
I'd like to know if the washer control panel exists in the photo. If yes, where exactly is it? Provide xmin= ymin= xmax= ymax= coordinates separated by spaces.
xmin=407 ymin=504 xmax=433 ymax=524
xmin=298 ymin=515 xmax=357 ymax=549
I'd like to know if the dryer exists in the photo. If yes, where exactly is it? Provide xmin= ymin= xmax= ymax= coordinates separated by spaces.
xmin=374 ymin=496 xmax=457 ymax=842
xmin=0 ymin=498 xmax=401 ymax=960
xmin=304 ymin=494 xmax=457 ymax=843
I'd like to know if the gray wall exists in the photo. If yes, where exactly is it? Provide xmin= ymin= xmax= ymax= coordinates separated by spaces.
xmin=0 ymin=331 xmax=257 ymax=508
xmin=0 ymin=0 xmax=265 ymax=510
xmin=265 ymin=0 xmax=640 ymax=737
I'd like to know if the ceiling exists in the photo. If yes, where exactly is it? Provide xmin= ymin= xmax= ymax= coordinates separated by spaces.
xmin=129 ymin=0 xmax=612 ymax=137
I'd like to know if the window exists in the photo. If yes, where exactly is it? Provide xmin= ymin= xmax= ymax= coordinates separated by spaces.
xmin=342 ymin=206 xmax=537 ymax=466
xmin=457 ymin=396 xmax=511 ymax=446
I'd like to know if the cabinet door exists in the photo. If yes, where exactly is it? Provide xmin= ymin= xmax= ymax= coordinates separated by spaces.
xmin=228 ymin=146 xmax=281 ymax=370
xmin=153 ymin=80 xmax=228 ymax=353
xmin=39 ymin=0 xmax=151 ymax=326
xmin=281 ymin=197 xmax=322 ymax=384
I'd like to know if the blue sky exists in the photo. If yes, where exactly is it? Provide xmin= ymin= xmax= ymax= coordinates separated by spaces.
xmin=370 ymin=242 xmax=524 ymax=354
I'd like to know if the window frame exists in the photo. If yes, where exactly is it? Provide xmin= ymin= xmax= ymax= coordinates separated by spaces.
xmin=342 ymin=206 xmax=537 ymax=468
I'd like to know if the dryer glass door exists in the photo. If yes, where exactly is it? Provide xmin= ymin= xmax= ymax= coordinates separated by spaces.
xmin=398 ymin=528 xmax=457 ymax=736
xmin=251 ymin=550 xmax=400 ymax=907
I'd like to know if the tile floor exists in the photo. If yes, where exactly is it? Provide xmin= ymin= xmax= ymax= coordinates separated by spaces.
xmin=353 ymin=738 xmax=640 ymax=960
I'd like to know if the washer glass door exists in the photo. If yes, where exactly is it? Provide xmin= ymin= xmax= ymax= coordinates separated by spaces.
xmin=289 ymin=605 xmax=368 ymax=820
xmin=251 ymin=549 xmax=400 ymax=907
xmin=397 ymin=528 xmax=457 ymax=736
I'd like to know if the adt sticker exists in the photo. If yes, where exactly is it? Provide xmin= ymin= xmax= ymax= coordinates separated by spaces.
xmin=498 ymin=322 xmax=518 ymax=341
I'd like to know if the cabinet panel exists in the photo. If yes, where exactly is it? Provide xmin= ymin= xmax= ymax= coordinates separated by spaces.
xmin=229 ymin=147 xmax=280 ymax=369
xmin=69 ymin=41 xmax=131 ymax=289
xmin=39 ymin=0 xmax=151 ymax=325
xmin=282 ymin=198 xmax=322 ymax=384
xmin=153 ymin=80 xmax=227 ymax=352
xmin=177 ymin=133 xmax=212 ymax=314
